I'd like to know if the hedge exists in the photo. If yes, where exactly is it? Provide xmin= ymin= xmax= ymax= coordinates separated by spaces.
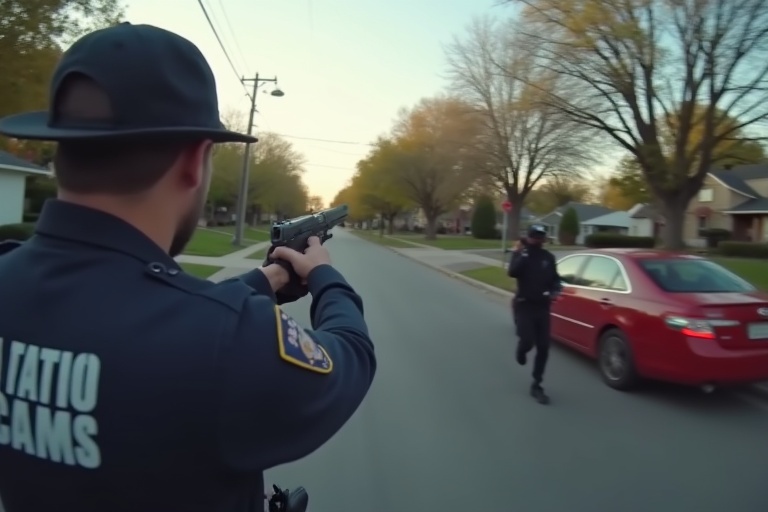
xmin=0 ymin=223 xmax=35 ymax=243
xmin=717 ymin=242 xmax=768 ymax=259
xmin=584 ymin=233 xmax=655 ymax=248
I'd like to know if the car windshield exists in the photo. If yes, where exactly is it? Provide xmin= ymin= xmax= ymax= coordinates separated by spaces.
xmin=639 ymin=258 xmax=756 ymax=293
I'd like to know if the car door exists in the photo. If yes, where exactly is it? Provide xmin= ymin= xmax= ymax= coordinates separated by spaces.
xmin=567 ymin=255 xmax=630 ymax=353
xmin=550 ymin=254 xmax=590 ymax=346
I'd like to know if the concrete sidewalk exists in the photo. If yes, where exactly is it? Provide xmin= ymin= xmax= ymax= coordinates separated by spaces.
xmin=175 ymin=241 xmax=269 ymax=282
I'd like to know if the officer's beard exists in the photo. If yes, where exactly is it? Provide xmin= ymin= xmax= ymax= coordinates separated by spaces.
xmin=169 ymin=154 xmax=212 ymax=258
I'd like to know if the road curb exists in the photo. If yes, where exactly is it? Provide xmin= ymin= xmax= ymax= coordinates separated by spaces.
xmin=352 ymin=232 xmax=514 ymax=299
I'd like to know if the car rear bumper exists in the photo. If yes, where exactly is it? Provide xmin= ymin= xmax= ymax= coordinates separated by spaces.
xmin=650 ymin=337 xmax=768 ymax=385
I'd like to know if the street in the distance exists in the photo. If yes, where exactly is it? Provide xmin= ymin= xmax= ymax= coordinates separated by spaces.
xmin=269 ymin=229 xmax=768 ymax=512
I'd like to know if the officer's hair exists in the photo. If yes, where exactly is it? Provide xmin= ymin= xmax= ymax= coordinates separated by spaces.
xmin=52 ymin=75 xmax=197 ymax=195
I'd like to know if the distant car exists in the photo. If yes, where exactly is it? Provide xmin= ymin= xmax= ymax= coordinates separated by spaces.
xmin=550 ymin=249 xmax=768 ymax=391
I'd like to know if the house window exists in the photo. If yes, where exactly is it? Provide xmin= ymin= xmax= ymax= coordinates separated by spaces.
xmin=698 ymin=188 xmax=713 ymax=203
xmin=697 ymin=216 xmax=708 ymax=230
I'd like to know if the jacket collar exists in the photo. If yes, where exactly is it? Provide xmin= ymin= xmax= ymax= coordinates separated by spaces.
xmin=34 ymin=199 xmax=179 ymax=268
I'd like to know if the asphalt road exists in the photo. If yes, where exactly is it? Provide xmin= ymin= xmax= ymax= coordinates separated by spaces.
xmin=267 ymin=229 xmax=768 ymax=512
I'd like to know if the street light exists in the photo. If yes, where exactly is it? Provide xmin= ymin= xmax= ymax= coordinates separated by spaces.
xmin=232 ymin=73 xmax=284 ymax=246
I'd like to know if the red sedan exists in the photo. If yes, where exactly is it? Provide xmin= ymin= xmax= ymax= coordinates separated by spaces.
xmin=550 ymin=249 xmax=768 ymax=390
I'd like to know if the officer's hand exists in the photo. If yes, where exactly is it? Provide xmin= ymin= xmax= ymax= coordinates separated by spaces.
xmin=260 ymin=264 xmax=290 ymax=292
xmin=271 ymin=236 xmax=332 ymax=279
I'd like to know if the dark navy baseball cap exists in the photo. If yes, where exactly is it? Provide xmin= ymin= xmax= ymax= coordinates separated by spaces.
xmin=528 ymin=224 xmax=547 ymax=237
xmin=0 ymin=23 xmax=255 ymax=143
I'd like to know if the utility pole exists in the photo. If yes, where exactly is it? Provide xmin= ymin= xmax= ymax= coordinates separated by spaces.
xmin=232 ymin=72 xmax=284 ymax=246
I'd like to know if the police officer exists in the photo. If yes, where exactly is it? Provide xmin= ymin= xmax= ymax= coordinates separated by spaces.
xmin=0 ymin=23 xmax=376 ymax=512
xmin=507 ymin=224 xmax=561 ymax=404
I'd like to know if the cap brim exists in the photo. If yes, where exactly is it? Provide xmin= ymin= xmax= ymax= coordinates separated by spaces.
xmin=0 ymin=111 xmax=257 ymax=144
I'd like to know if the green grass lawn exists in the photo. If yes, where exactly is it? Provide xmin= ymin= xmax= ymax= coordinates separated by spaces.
xmin=351 ymin=230 xmax=416 ymax=248
xmin=179 ymin=263 xmax=223 ymax=279
xmin=712 ymin=257 xmax=768 ymax=291
xmin=210 ymin=225 xmax=271 ymax=242
xmin=392 ymin=234 xmax=508 ymax=250
xmin=247 ymin=247 xmax=268 ymax=260
xmin=460 ymin=257 xmax=768 ymax=293
xmin=184 ymin=229 xmax=256 ymax=256
xmin=460 ymin=266 xmax=516 ymax=292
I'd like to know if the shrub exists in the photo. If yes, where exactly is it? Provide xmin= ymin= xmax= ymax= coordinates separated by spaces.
xmin=717 ymin=242 xmax=768 ymax=259
xmin=471 ymin=196 xmax=498 ymax=239
xmin=559 ymin=207 xmax=579 ymax=245
xmin=701 ymin=228 xmax=731 ymax=249
xmin=0 ymin=223 xmax=35 ymax=243
xmin=22 ymin=213 xmax=40 ymax=223
xmin=585 ymin=233 xmax=655 ymax=248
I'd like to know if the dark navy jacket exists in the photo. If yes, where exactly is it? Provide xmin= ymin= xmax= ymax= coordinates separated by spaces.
xmin=507 ymin=245 xmax=562 ymax=303
xmin=0 ymin=200 xmax=376 ymax=512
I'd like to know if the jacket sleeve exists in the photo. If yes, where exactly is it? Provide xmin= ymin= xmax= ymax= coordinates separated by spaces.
xmin=215 ymin=265 xmax=376 ymax=472
xmin=223 ymin=268 xmax=277 ymax=300
xmin=507 ymin=250 xmax=527 ymax=278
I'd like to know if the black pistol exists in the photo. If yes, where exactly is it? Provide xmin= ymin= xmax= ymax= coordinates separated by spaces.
xmin=264 ymin=204 xmax=349 ymax=302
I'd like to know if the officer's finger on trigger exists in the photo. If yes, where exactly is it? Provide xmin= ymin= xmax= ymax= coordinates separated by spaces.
xmin=307 ymin=236 xmax=321 ymax=247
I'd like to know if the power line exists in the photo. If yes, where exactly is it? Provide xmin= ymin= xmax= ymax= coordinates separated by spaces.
xmin=196 ymin=0 xmax=251 ymax=99
xmin=303 ymin=144 xmax=370 ymax=156
xmin=273 ymin=133 xmax=375 ymax=146
xmin=214 ymin=0 xmax=249 ymax=74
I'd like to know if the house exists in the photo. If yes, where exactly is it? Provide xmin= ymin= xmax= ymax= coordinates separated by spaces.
xmin=0 ymin=151 xmax=51 ymax=226
xmin=628 ymin=203 xmax=663 ymax=238
xmin=535 ymin=202 xmax=617 ymax=244
xmin=684 ymin=163 xmax=768 ymax=245
xmin=581 ymin=210 xmax=631 ymax=237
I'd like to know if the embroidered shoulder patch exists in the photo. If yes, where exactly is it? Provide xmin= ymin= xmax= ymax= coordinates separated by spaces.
xmin=274 ymin=306 xmax=333 ymax=374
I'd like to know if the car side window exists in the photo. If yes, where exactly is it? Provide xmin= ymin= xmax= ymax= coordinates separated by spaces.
xmin=556 ymin=255 xmax=588 ymax=285
xmin=610 ymin=272 xmax=629 ymax=292
xmin=579 ymin=256 xmax=623 ymax=290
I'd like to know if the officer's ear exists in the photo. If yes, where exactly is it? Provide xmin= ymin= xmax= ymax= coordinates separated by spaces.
xmin=173 ymin=140 xmax=213 ymax=191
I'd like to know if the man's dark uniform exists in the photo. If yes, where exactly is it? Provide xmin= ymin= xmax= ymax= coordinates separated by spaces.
xmin=507 ymin=225 xmax=561 ymax=401
xmin=0 ymin=23 xmax=376 ymax=512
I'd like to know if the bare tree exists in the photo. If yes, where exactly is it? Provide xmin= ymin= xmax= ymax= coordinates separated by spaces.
xmin=445 ymin=16 xmax=598 ymax=237
xmin=503 ymin=0 xmax=768 ymax=248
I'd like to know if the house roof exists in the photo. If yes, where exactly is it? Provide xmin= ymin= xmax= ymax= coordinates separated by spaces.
xmin=722 ymin=197 xmax=768 ymax=214
xmin=537 ymin=202 xmax=615 ymax=225
xmin=0 ymin=150 xmax=50 ymax=175
xmin=630 ymin=204 xmax=652 ymax=219
xmin=709 ymin=170 xmax=759 ymax=198
xmin=581 ymin=211 xmax=632 ymax=228
xmin=720 ymin=163 xmax=768 ymax=181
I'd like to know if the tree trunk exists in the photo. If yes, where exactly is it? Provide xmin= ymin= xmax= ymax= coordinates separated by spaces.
xmin=386 ymin=213 xmax=397 ymax=235
xmin=425 ymin=216 xmax=439 ymax=240
xmin=659 ymin=201 xmax=687 ymax=250
xmin=507 ymin=205 xmax=522 ymax=245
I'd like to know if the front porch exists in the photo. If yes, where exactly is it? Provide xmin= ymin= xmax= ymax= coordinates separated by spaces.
xmin=730 ymin=213 xmax=768 ymax=242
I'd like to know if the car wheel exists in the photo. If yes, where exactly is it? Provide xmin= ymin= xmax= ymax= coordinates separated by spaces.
xmin=598 ymin=328 xmax=638 ymax=391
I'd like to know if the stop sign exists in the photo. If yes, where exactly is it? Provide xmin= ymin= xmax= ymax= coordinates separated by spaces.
xmin=501 ymin=200 xmax=513 ymax=213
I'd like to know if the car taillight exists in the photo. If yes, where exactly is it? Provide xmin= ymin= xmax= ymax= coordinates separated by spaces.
xmin=664 ymin=316 xmax=717 ymax=339
xmin=663 ymin=316 xmax=741 ymax=339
